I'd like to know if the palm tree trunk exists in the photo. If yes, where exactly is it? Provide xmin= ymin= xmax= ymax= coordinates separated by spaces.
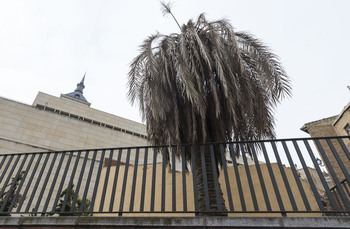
xmin=194 ymin=145 xmax=227 ymax=216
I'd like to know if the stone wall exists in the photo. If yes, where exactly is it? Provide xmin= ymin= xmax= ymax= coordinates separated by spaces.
xmin=1 ymin=216 xmax=350 ymax=228
xmin=301 ymin=115 xmax=350 ymax=183
xmin=0 ymin=92 xmax=148 ymax=154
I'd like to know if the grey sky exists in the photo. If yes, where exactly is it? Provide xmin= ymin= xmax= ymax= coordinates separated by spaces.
xmin=0 ymin=0 xmax=349 ymax=139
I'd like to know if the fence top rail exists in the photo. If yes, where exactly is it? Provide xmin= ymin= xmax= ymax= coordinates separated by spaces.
xmin=1 ymin=135 xmax=349 ymax=157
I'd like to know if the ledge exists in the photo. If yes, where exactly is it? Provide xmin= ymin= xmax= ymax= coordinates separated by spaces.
xmin=0 ymin=216 xmax=349 ymax=228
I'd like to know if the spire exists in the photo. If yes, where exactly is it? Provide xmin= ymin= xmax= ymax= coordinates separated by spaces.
xmin=64 ymin=73 xmax=89 ymax=103
xmin=75 ymin=73 xmax=86 ymax=94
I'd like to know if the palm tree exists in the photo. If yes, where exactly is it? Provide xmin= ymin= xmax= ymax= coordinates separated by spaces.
xmin=128 ymin=2 xmax=291 ymax=215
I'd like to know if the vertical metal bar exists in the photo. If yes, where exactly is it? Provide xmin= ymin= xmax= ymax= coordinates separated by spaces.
xmin=171 ymin=146 xmax=176 ymax=212
xmin=51 ymin=151 xmax=74 ymax=213
xmin=271 ymin=141 xmax=297 ymax=211
xmin=0 ymin=155 xmax=9 ymax=213
xmin=0 ymin=155 xmax=8 ymax=203
xmin=209 ymin=144 xmax=222 ymax=211
xmin=109 ymin=148 xmax=123 ymax=212
xmin=9 ymin=154 xmax=32 ymax=213
xmin=181 ymin=146 xmax=188 ymax=212
xmin=337 ymin=188 xmax=346 ymax=210
xmin=332 ymin=189 xmax=343 ymax=210
xmin=139 ymin=148 xmax=148 ymax=212
xmin=15 ymin=154 xmax=37 ymax=212
xmin=129 ymin=148 xmax=140 ymax=212
xmin=118 ymin=148 xmax=131 ymax=215
xmin=326 ymin=139 xmax=350 ymax=189
xmin=220 ymin=144 xmax=234 ymax=212
xmin=60 ymin=151 xmax=82 ymax=214
xmin=34 ymin=152 xmax=58 ymax=213
xmin=191 ymin=146 xmax=199 ymax=214
xmin=0 ymin=155 xmax=7 ymax=178
xmin=42 ymin=152 xmax=66 ymax=214
xmin=1 ymin=154 xmax=27 ymax=213
xmin=150 ymin=147 xmax=157 ymax=212
xmin=161 ymin=147 xmax=166 ymax=212
xmin=200 ymin=145 xmax=210 ymax=212
xmin=25 ymin=153 xmax=48 ymax=212
xmin=315 ymin=139 xmax=350 ymax=211
xmin=0 ymin=155 xmax=20 ymax=200
xmin=99 ymin=149 xmax=113 ymax=212
xmin=241 ymin=143 xmax=259 ymax=211
xmin=71 ymin=150 xmax=90 ymax=212
xmin=281 ymin=141 xmax=311 ymax=211
xmin=260 ymin=142 xmax=285 ymax=212
xmin=337 ymin=138 xmax=350 ymax=161
xmin=89 ymin=149 xmax=106 ymax=212
xmin=343 ymin=181 xmax=350 ymax=197
xmin=249 ymin=143 xmax=271 ymax=212
xmin=302 ymin=140 xmax=331 ymax=211
xmin=80 ymin=150 xmax=98 ymax=212
xmin=0 ymin=155 xmax=14 ymax=184
xmin=229 ymin=143 xmax=246 ymax=211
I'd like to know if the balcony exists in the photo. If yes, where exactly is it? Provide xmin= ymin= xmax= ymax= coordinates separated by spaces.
xmin=0 ymin=136 xmax=349 ymax=228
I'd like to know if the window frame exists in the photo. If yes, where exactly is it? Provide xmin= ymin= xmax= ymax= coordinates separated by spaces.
xmin=344 ymin=123 xmax=350 ymax=135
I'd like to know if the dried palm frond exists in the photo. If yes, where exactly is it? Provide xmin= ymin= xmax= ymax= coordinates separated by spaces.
xmin=128 ymin=11 xmax=291 ymax=166
xmin=160 ymin=1 xmax=181 ymax=30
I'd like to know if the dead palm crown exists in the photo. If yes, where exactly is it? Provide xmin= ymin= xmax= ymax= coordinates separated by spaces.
xmin=128 ymin=2 xmax=291 ymax=215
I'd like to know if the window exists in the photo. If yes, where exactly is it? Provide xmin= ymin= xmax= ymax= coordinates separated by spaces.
xmin=345 ymin=124 xmax=350 ymax=135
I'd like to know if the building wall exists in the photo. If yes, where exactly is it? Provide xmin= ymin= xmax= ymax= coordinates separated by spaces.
xmin=94 ymin=163 xmax=321 ymax=217
xmin=0 ymin=92 xmax=147 ymax=154
xmin=302 ymin=117 xmax=338 ymax=138
xmin=334 ymin=108 xmax=350 ymax=149
xmin=301 ymin=108 xmax=350 ymax=185
xmin=297 ymin=167 xmax=333 ymax=193
xmin=332 ymin=109 xmax=350 ymax=182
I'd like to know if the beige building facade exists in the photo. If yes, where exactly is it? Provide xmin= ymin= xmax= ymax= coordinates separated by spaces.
xmin=0 ymin=79 xmax=147 ymax=154
xmin=94 ymin=162 xmax=321 ymax=217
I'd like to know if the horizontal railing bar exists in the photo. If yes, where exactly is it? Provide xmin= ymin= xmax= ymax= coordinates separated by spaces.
xmin=2 ymin=136 xmax=350 ymax=157
xmin=8 ymin=210 xmax=350 ymax=214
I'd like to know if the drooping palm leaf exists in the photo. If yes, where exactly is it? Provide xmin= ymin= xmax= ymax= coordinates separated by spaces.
xmin=128 ymin=14 xmax=291 ymax=156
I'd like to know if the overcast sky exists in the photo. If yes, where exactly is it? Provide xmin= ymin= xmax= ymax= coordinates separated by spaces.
xmin=0 ymin=0 xmax=349 ymax=139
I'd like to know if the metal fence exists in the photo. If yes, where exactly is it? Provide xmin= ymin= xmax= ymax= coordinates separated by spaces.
xmin=0 ymin=136 xmax=349 ymax=217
